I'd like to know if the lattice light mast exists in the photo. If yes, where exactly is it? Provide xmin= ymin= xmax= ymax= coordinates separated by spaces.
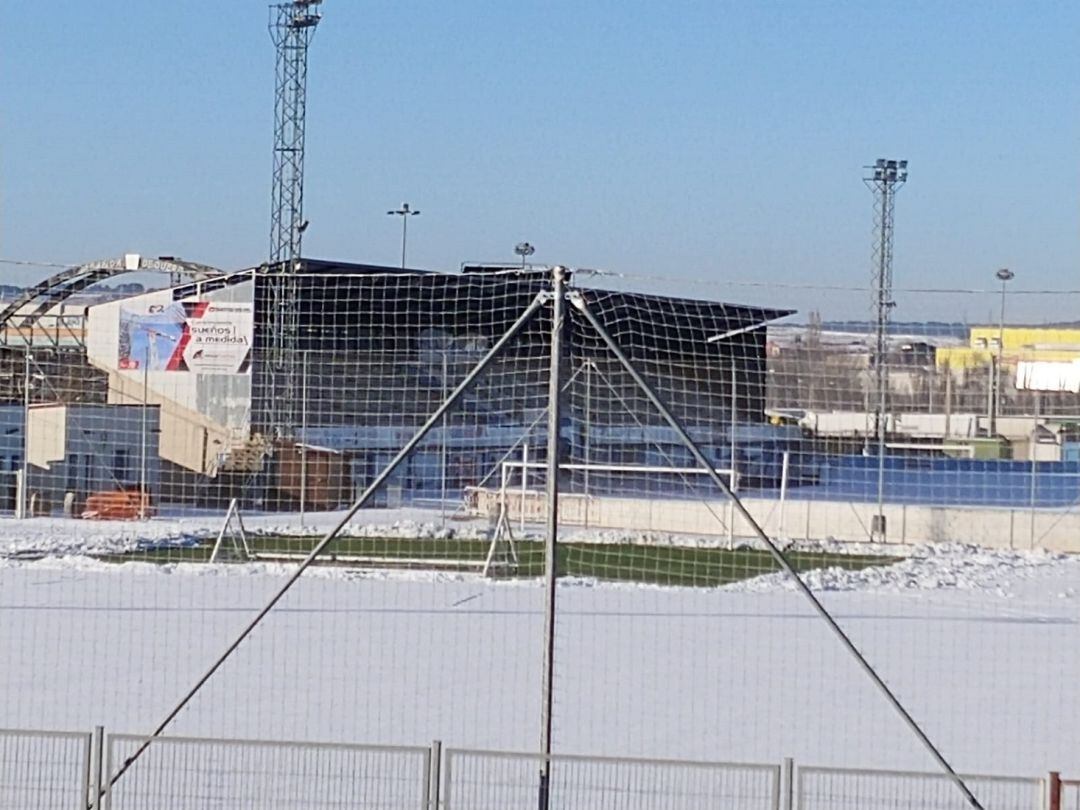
xmin=864 ymin=158 xmax=907 ymax=539
xmin=270 ymin=0 xmax=321 ymax=265
xmin=267 ymin=0 xmax=322 ymax=438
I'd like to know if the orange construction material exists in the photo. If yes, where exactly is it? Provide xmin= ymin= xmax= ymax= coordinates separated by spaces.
xmin=81 ymin=491 xmax=153 ymax=520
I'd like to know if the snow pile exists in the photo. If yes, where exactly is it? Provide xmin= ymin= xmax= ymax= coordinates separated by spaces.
xmin=0 ymin=508 xmax=491 ymax=558
xmin=729 ymin=542 xmax=1074 ymax=595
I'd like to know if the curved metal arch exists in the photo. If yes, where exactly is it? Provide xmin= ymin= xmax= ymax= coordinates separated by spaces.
xmin=0 ymin=255 xmax=225 ymax=333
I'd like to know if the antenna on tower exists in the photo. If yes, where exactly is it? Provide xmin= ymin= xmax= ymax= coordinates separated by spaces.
xmin=266 ymin=0 xmax=323 ymax=439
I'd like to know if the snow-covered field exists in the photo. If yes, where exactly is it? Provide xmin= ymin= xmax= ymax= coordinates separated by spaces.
xmin=1 ymin=510 xmax=1078 ymax=781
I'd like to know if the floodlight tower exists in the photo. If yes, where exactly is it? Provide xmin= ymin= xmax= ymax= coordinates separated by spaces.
xmin=864 ymin=158 xmax=908 ymax=540
xmin=267 ymin=0 xmax=322 ymax=438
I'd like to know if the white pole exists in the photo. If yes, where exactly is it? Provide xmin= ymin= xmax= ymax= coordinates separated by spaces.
xmin=520 ymin=442 xmax=529 ymax=535
xmin=729 ymin=363 xmax=737 ymax=492
xmin=1030 ymin=392 xmax=1039 ymax=549
xmin=779 ymin=450 xmax=790 ymax=538
xmin=18 ymin=350 xmax=29 ymax=519
xmin=728 ymin=363 xmax=737 ymax=548
xmin=441 ymin=350 xmax=448 ymax=526
xmin=499 ymin=459 xmax=509 ymax=524
xmin=584 ymin=360 xmax=591 ymax=528
xmin=300 ymin=351 xmax=308 ymax=527
xmin=140 ymin=354 xmax=148 ymax=520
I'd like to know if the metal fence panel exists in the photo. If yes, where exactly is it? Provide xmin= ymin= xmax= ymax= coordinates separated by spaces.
xmin=0 ymin=727 xmax=91 ymax=810
xmin=104 ymin=733 xmax=431 ymax=810
xmin=444 ymin=748 xmax=782 ymax=810
xmin=797 ymin=765 xmax=1045 ymax=810
xmin=1061 ymin=779 xmax=1080 ymax=810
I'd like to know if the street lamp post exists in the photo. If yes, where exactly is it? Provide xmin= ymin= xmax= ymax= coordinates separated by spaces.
xmin=514 ymin=242 xmax=535 ymax=268
xmin=387 ymin=203 xmax=420 ymax=268
xmin=992 ymin=268 xmax=1015 ymax=435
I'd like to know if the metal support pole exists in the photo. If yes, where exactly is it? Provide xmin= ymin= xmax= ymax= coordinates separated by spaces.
xmin=781 ymin=757 xmax=795 ymax=810
xmin=441 ymin=350 xmax=449 ymax=526
xmin=18 ymin=350 xmax=30 ymax=519
xmin=107 ymin=291 xmax=549 ymax=792
xmin=993 ymin=274 xmax=1009 ymax=433
xmin=300 ymin=350 xmax=308 ymax=526
xmin=90 ymin=724 xmax=105 ymax=810
xmin=729 ymin=362 xmax=737 ymax=547
xmin=944 ymin=366 xmax=952 ymax=438
xmin=583 ymin=360 xmax=591 ymax=528
xmin=538 ymin=266 xmax=567 ymax=810
xmin=875 ymin=341 xmax=887 ymax=541
xmin=1030 ymin=392 xmax=1039 ymax=548
xmin=520 ymin=443 xmax=529 ymax=535
xmin=779 ymin=451 xmax=790 ymax=538
xmin=730 ymin=363 xmax=738 ymax=492
xmin=569 ymin=290 xmax=983 ymax=810
xmin=140 ymin=357 xmax=148 ymax=520
xmin=429 ymin=739 xmax=442 ymax=810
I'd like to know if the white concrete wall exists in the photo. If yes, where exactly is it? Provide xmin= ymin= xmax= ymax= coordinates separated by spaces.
xmin=468 ymin=487 xmax=1080 ymax=553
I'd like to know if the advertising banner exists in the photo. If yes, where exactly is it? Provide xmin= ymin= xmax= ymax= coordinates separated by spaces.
xmin=118 ymin=300 xmax=252 ymax=374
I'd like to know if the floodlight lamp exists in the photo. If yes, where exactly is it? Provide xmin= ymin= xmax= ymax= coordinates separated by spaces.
xmin=876 ymin=159 xmax=886 ymax=168
xmin=898 ymin=160 xmax=908 ymax=169
xmin=996 ymin=268 xmax=1015 ymax=282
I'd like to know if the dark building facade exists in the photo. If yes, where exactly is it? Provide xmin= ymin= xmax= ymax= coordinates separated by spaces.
xmin=243 ymin=260 xmax=791 ymax=506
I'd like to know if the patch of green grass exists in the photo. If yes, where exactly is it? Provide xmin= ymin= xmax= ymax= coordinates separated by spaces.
xmin=103 ymin=535 xmax=899 ymax=588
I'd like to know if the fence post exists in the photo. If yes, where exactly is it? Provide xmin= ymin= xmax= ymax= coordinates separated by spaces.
xmin=89 ymin=725 xmax=104 ymax=810
xmin=429 ymin=739 xmax=442 ymax=810
xmin=781 ymin=757 xmax=794 ymax=810
xmin=1049 ymin=771 xmax=1061 ymax=810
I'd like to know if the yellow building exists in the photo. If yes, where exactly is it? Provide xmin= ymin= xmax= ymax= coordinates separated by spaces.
xmin=936 ymin=327 xmax=1080 ymax=370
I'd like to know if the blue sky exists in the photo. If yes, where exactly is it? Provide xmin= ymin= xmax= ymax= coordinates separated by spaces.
xmin=3 ymin=1 xmax=1080 ymax=319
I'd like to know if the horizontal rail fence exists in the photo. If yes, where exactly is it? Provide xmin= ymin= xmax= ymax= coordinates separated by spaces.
xmin=104 ymin=733 xmax=432 ymax=810
xmin=444 ymin=748 xmax=782 ymax=810
xmin=797 ymin=765 xmax=1045 ymax=810
xmin=0 ymin=727 xmax=91 ymax=810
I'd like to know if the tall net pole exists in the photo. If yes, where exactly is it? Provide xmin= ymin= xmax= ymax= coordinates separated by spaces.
xmin=864 ymin=158 xmax=907 ymax=540
xmin=539 ymin=266 xmax=567 ymax=810
xmin=267 ymin=0 xmax=322 ymax=439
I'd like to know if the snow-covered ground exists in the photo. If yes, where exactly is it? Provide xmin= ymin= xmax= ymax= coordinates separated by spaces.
xmin=0 ymin=507 xmax=488 ymax=557
xmin=0 ymin=510 xmax=1077 ymax=781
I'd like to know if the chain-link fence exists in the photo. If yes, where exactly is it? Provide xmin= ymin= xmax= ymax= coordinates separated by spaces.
xmin=103 ymin=733 xmax=432 ymax=810
xmin=0 ymin=727 xmax=91 ymax=810
xmin=796 ymin=765 xmax=1045 ymax=810
xmin=443 ymin=748 xmax=782 ymax=810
